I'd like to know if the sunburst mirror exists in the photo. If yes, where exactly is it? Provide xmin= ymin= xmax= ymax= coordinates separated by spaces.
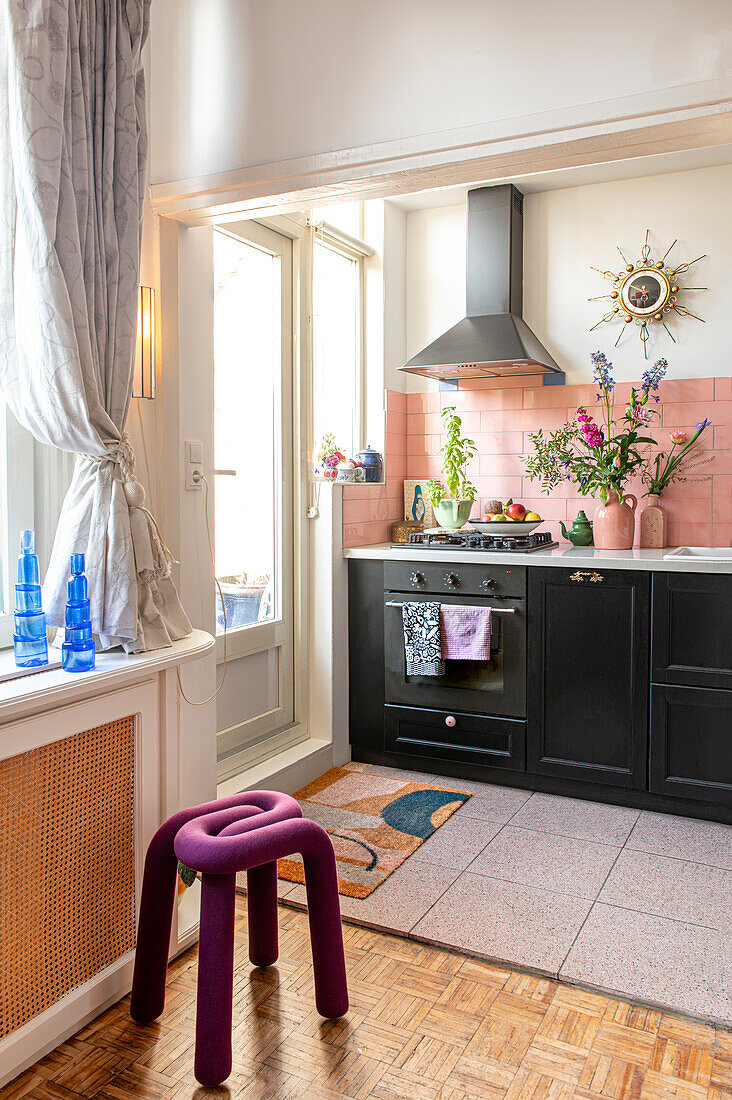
xmin=589 ymin=231 xmax=706 ymax=358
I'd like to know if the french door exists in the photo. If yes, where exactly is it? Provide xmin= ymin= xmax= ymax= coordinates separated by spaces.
xmin=212 ymin=221 xmax=296 ymax=768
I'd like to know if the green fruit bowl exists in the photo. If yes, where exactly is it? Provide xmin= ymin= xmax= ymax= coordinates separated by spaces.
xmin=469 ymin=519 xmax=542 ymax=535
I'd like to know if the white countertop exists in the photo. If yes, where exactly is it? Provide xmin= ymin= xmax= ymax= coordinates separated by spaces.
xmin=0 ymin=628 xmax=215 ymax=724
xmin=343 ymin=543 xmax=732 ymax=574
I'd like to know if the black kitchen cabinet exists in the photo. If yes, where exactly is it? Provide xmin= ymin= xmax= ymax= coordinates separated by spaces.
xmin=652 ymin=573 xmax=732 ymax=691
xmin=650 ymin=685 xmax=732 ymax=806
xmin=527 ymin=567 xmax=650 ymax=788
xmin=348 ymin=559 xmax=385 ymax=754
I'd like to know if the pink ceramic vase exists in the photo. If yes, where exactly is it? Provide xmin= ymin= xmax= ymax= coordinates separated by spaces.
xmin=640 ymin=494 xmax=667 ymax=549
xmin=593 ymin=489 xmax=637 ymax=550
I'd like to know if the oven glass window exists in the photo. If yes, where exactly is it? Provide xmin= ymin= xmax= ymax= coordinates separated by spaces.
xmin=405 ymin=618 xmax=504 ymax=694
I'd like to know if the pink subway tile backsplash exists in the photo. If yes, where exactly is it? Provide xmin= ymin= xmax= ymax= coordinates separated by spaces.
xmin=344 ymin=380 xmax=732 ymax=548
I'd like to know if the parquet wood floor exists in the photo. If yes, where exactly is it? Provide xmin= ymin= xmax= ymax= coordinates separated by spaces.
xmin=2 ymin=897 xmax=730 ymax=1100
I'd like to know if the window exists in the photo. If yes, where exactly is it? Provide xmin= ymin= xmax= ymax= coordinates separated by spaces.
xmin=0 ymin=403 xmax=75 ymax=650
xmin=311 ymin=204 xmax=371 ymax=462
xmin=0 ymin=404 xmax=34 ymax=648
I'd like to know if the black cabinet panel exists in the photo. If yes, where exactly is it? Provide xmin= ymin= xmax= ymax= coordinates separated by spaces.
xmin=652 ymin=573 xmax=732 ymax=690
xmin=650 ymin=685 xmax=732 ymax=806
xmin=528 ymin=567 xmax=649 ymax=788
xmin=348 ymin=560 xmax=385 ymax=752
xmin=385 ymin=704 xmax=526 ymax=771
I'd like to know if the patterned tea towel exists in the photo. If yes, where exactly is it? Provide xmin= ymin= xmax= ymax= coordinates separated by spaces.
xmin=402 ymin=601 xmax=444 ymax=676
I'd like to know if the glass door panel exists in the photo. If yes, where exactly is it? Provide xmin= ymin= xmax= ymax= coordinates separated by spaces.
xmin=213 ymin=222 xmax=294 ymax=762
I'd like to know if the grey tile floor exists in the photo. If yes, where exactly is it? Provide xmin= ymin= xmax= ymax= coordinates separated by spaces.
xmin=280 ymin=762 xmax=732 ymax=1027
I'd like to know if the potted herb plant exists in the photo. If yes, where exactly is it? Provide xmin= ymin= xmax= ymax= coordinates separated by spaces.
xmin=426 ymin=405 xmax=477 ymax=529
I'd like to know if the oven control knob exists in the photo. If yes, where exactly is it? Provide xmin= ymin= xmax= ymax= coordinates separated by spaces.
xmin=409 ymin=572 xmax=424 ymax=585
xmin=480 ymin=578 xmax=495 ymax=589
xmin=445 ymin=715 xmax=456 ymax=728
xmin=444 ymin=572 xmax=459 ymax=586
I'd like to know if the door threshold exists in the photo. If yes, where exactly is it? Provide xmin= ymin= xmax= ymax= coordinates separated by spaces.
xmin=216 ymin=735 xmax=332 ymax=799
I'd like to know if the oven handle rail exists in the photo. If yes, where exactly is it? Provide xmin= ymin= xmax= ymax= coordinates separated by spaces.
xmin=385 ymin=600 xmax=515 ymax=614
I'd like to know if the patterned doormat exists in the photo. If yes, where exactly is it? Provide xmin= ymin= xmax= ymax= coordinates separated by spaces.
xmin=278 ymin=765 xmax=471 ymax=898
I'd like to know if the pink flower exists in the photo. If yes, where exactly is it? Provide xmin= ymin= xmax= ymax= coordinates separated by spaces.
xmin=580 ymin=421 xmax=603 ymax=449
xmin=669 ymin=430 xmax=688 ymax=445
xmin=630 ymin=405 xmax=653 ymax=425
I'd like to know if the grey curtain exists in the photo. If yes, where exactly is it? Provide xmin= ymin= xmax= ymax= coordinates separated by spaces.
xmin=0 ymin=0 xmax=191 ymax=650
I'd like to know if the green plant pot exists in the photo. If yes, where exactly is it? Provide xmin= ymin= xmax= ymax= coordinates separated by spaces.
xmin=433 ymin=499 xmax=473 ymax=530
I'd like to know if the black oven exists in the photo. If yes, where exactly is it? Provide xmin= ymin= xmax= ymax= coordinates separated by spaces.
xmin=383 ymin=562 xmax=526 ymax=719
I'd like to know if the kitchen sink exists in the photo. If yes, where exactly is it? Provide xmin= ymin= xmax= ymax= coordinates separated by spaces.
xmin=663 ymin=546 xmax=732 ymax=562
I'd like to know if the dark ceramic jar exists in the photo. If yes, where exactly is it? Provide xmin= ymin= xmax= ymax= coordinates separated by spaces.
xmin=357 ymin=446 xmax=383 ymax=483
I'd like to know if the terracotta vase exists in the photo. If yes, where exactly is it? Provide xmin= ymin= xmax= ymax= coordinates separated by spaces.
xmin=593 ymin=489 xmax=637 ymax=550
xmin=640 ymin=493 xmax=667 ymax=549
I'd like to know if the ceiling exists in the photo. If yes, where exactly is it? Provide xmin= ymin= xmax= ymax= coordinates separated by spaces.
xmin=387 ymin=144 xmax=732 ymax=212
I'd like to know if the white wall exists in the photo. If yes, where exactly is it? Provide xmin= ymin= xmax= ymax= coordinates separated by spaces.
xmin=149 ymin=0 xmax=731 ymax=186
xmin=405 ymin=164 xmax=732 ymax=384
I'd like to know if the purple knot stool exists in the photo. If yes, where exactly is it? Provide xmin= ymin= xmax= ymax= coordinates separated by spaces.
xmin=130 ymin=791 xmax=349 ymax=1086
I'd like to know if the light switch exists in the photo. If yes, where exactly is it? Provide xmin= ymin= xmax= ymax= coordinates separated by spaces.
xmin=185 ymin=439 xmax=203 ymax=491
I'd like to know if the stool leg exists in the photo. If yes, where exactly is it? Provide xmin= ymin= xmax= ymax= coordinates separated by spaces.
xmin=246 ymin=861 xmax=279 ymax=967
xmin=194 ymin=872 xmax=236 ymax=1087
xmin=302 ymin=832 xmax=349 ymax=1019
xmin=130 ymin=825 xmax=178 ymax=1023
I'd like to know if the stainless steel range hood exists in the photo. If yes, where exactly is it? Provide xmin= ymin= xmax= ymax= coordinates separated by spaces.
xmin=401 ymin=185 xmax=564 ymax=383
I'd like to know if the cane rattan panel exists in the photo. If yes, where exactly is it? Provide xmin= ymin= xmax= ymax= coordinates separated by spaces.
xmin=0 ymin=717 xmax=136 ymax=1038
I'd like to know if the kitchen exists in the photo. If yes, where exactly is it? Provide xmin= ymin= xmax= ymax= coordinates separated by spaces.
xmin=2 ymin=5 xmax=732 ymax=1095
xmin=340 ymin=167 xmax=732 ymax=1028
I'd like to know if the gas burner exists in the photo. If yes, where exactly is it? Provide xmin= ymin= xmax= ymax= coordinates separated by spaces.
xmin=395 ymin=530 xmax=559 ymax=553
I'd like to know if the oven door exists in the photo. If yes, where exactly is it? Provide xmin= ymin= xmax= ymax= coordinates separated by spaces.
xmin=384 ymin=592 xmax=526 ymax=718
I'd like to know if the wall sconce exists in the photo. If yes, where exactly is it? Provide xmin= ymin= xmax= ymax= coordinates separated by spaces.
xmin=133 ymin=286 xmax=156 ymax=399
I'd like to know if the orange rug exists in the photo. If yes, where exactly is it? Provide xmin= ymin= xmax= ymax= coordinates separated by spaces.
xmin=278 ymin=764 xmax=470 ymax=898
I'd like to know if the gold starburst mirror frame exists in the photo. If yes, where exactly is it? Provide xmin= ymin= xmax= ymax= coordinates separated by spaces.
xmin=590 ymin=231 xmax=706 ymax=358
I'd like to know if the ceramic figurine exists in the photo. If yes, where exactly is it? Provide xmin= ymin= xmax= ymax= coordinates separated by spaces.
xmin=559 ymin=510 xmax=594 ymax=546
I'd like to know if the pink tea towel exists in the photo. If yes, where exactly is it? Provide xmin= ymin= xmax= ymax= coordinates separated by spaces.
xmin=440 ymin=605 xmax=492 ymax=660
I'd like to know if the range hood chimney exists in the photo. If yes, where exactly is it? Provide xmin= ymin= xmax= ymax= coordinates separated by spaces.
xmin=400 ymin=185 xmax=563 ymax=383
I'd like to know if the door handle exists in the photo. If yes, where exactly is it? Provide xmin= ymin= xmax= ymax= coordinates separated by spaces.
xmin=569 ymin=571 xmax=605 ymax=583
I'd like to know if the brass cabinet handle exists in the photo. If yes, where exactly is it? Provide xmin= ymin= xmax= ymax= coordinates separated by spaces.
xmin=569 ymin=571 xmax=605 ymax=583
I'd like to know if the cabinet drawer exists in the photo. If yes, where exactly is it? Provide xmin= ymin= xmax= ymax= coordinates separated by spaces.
xmin=384 ymin=704 xmax=525 ymax=771
xmin=385 ymin=561 xmax=525 ymax=599
xmin=650 ymin=685 xmax=732 ymax=806
xmin=652 ymin=573 xmax=732 ymax=690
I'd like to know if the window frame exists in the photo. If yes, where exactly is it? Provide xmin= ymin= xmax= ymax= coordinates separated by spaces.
xmin=311 ymin=215 xmax=373 ymax=461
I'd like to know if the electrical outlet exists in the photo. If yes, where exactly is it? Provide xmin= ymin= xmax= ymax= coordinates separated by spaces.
xmin=185 ymin=439 xmax=203 ymax=491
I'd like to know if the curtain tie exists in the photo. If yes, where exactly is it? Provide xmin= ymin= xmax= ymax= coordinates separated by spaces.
xmin=100 ymin=434 xmax=177 ymax=583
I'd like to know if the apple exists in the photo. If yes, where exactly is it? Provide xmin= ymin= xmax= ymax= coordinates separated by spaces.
xmin=489 ymin=513 xmax=506 ymax=522
xmin=482 ymin=512 xmax=497 ymax=521
xmin=524 ymin=511 xmax=541 ymax=521
xmin=506 ymin=503 xmax=526 ymax=521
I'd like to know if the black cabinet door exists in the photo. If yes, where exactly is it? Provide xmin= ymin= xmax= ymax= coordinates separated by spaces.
xmin=650 ymin=685 xmax=732 ymax=806
xmin=348 ymin=560 xmax=386 ymax=752
xmin=528 ymin=567 xmax=650 ymax=788
xmin=652 ymin=573 xmax=732 ymax=690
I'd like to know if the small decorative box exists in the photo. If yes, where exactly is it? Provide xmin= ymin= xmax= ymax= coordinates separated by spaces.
xmin=390 ymin=520 xmax=423 ymax=544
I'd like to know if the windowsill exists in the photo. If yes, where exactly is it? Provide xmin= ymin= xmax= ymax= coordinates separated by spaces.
xmin=0 ymin=629 xmax=215 ymax=724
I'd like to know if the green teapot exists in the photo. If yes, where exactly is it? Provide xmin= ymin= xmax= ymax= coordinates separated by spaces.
xmin=559 ymin=509 xmax=594 ymax=546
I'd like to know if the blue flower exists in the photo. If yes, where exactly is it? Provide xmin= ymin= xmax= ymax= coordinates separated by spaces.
xmin=641 ymin=358 xmax=667 ymax=394
xmin=590 ymin=351 xmax=615 ymax=394
xmin=695 ymin=418 xmax=711 ymax=431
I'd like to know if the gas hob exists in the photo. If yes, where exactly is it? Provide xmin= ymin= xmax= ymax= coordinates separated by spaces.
xmin=394 ymin=530 xmax=558 ymax=553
